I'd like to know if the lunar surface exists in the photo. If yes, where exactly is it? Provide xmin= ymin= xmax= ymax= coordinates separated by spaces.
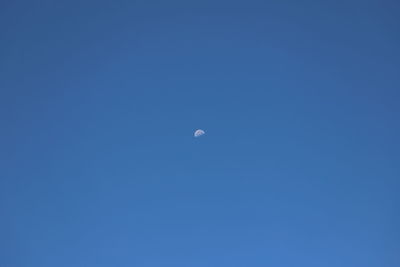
xmin=194 ymin=129 xmax=205 ymax=137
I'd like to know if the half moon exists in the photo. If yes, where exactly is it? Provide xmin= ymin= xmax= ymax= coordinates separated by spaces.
xmin=194 ymin=129 xmax=205 ymax=137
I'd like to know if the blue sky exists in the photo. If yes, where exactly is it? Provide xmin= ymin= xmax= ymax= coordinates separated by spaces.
xmin=1 ymin=1 xmax=399 ymax=266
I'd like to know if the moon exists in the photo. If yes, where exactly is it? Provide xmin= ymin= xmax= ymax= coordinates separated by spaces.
xmin=194 ymin=129 xmax=205 ymax=137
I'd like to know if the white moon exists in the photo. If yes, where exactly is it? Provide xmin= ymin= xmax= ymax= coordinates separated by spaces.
xmin=194 ymin=129 xmax=205 ymax=137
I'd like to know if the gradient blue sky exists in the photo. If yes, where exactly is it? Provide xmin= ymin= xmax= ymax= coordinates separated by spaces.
xmin=1 ymin=1 xmax=399 ymax=266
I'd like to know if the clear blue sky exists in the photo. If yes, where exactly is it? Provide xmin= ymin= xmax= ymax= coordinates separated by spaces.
xmin=1 ymin=1 xmax=399 ymax=266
